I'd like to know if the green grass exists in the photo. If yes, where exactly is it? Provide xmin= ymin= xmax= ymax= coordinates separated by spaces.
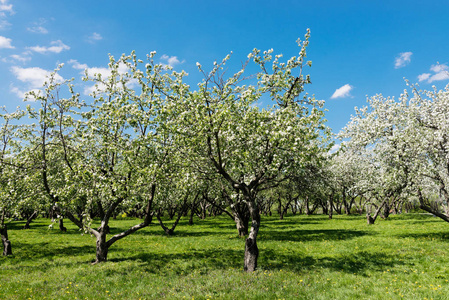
xmin=1 ymin=213 xmax=449 ymax=299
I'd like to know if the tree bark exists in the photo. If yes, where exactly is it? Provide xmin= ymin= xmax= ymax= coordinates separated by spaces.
xmin=328 ymin=194 xmax=333 ymax=220
xmin=366 ymin=200 xmax=386 ymax=225
xmin=189 ymin=207 xmax=195 ymax=225
xmin=244 ymin=201 xmax=260 ymax=272
xmin=59 ymin=218 xmax=67 ymax=232
xmin=22 ymin=210 xmax=38 ymax=229
xmin=235 ymin=213 xmax=249 ymax=237
xmin=305 ymin=196 xmax=310 ymax=215
xmin=94 ymin=230 xmax=108 ymax=263
xmin=1 ymin=225 xmax=12 ymax=256
xmin=157 ymin=212 xmax=183 ymax=236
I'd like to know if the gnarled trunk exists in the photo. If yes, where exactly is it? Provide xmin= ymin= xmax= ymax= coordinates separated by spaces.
xmin=235 ymin=213 xmax=249 ymax=237
xmin=94 ymin=231 xmax=108 ymax=263
xmin=22 ymin=210 xmax=38 ymax=229
xmin=1 ymin=225 xmax=12 ymax=256
xmin=366 ymin=200 xmax=386 ymax=225
xmin=244 ymin=201 xmax=260 ymax=272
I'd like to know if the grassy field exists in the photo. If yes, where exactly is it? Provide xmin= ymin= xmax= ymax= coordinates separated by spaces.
xmin=1 ymin=213 xmax=449 ymax=299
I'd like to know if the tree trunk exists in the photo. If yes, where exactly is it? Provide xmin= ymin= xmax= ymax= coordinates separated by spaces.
xmin=382 ymin=200 xmax=390 ymax=219
xmin=328 ymin=194 xmax=333 ymax=220
xmin=235 ymin=213 xmax=249 ymax=237
xmin=366 ymin=200 xmax=386 ymax=225
xmin=320 ymin=198 xmax=328 ymax=215
xmin=59 ymin=218 xmax=67 ymax=232
xmin=244 ymin=201 xmax=260 ymax=272
xmin=22 ymin=210 xmax=38 ymax=229
xmin=157 ymin=207 xmax=185 ymax=236
xmin=305 ymin=196 xmax=310 ymax=215
xmin=189 ymin=207 xmax=195 ymax=225
xmin=1 ymin=225 xmax=12 ymax=256
xmin=94 ymin=231 xmax=108 ymax=263
xmin=342 ymin=188 xmax=350 ymax=215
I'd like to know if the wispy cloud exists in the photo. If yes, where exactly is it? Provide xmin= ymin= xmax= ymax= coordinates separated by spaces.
xmin=417 ymin=73 xmax=431 ymax=82
xmin=394 ymin=52 xmax=412 ymax=69
xmin=0 ymin=19 xmax=10 ymax=30
xmin=68 ymin=59 xmax=88 ymax=71
xmin=0 ymin=0 xmax=13 ymax=30
xmin=27 ymin=18 xmax=49 ymax=34
xmin=160 ymin=54 xmax=185 ymax=67
xmin=331 ymin=84 xmax=353 ymax=99
xmin=2 ymin=52 xmax=32 ymax=63
xmin=418 ymin=63 xmax=449 ymax=83
xmin=27 ymin=26 xmax=48 ymax=34
xmin=27 ymin=40 xmax=70 ymax=54
xmin=0 ymin=0 xmax=13 ymax=14
xmin=68 ymin=59 xmax=132 ymax=95
xmin=69 ymin=59 xmax=128 ymax=78
xmin=10 ymin=66 xmax=64 ymax=98
xmin=87 ymin=32 xmax=102 ymax=43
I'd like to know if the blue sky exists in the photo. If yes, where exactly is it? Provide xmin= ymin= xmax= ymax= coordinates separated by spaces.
xmin=1 ymin=0 xmax=449 ymax=135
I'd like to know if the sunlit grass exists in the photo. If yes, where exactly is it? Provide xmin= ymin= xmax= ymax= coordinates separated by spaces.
xmin=1 ymin=213 xmax=449 ymax=299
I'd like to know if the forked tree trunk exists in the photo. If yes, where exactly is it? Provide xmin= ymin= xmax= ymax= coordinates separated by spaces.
xmin=366 ymin=200 xmax=386 ymax=225
xmin=1 ymin=225 xmax=12 ymax=256
xmin=244 ymin=201 xmax=260 ymax=272
xmin=157 ymin=214 xmax=181 ymax=236
xmin=22 ymin=210 xmax=38 ymax=229
xmin=157 ymin=203 xmax=186 ymax=236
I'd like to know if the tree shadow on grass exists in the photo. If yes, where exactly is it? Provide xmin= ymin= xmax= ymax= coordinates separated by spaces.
xmin=5 ymin=221 xmax=50 ymax=231
xmin=396 ymin=231 xmax=449 ymax=241
xmin=0 ymin=241 xmax=97 ymax=270
xmin=263 ymin=228 xmax=371 ymax=242
xmin=261 ymin=220 xmax=322 ymax=227
xmin=109 ymin=247 xmax=407 ymax=277
xmin=261 ymin=249 xmax=408 ymax=275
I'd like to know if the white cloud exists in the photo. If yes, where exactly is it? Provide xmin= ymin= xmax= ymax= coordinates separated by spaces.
xmin=429 ymin=71 xmax=449 ymax=82
xmin=418 ymin=63 xmax=449 ymax=83
xmin=331 ymin=84 xmax=353 ymax=99
xmin=0 ymin=35 xmax=13 ymax=48
xmin=88 ymin=32 xmax=103 ymax=43
xmin=9 ymin=86 xmax=41 ymax=99
xmin=69 ymin=59 xmax=128 ymax=78
xmin=8 ymin=53 xmax=31 ymax=63
xmin=0 ymin=0 xmax=13 ymax=14
xmin=28 ymin=40 xmax=70 ymax=54
xmin=10 ymin=66 xmax=64 ymax=99
xmin=27 ymin=18 xmax=49 ymax=34
xmin=11 ymin=66 xmax=63 ymax=88
xmin=0 ymin=0 xmax=12 ymax=30
xmin=27 ymin=26 xmax=48 ymax=34
xmin=394 ymin=52 xmax=412 ymax=69
xmin=0 ymin=19 xmax=10 ymax=30
xmin=160 ymin=54 xmax=185 ymax=67
xmin=69 ymin=59 xmax=131 ymax=95
xmin=417 ymin=73 xmax=431 ymax=82
xmin=68 ymin=59 xmax=88 ymax=71
xmin=329 ymin=144 xmax=341 ymax=154
xmin=430 ymin=63 xmax=448 ymax=73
